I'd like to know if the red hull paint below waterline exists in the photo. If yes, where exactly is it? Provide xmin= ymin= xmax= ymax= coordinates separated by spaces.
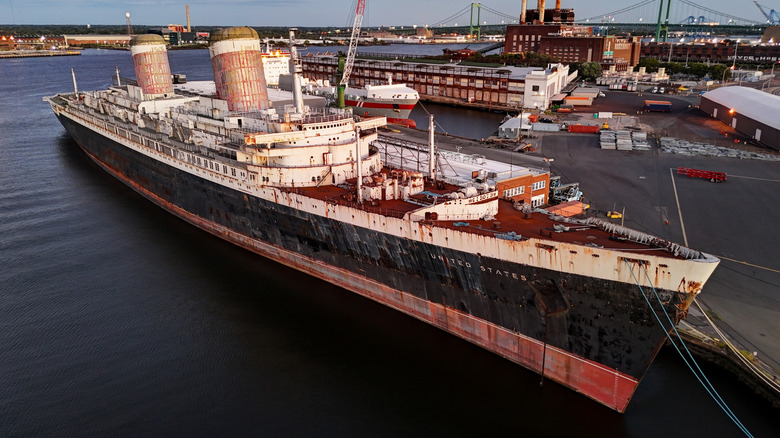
xmin=81 ymin=143 xmax=638 ymax=412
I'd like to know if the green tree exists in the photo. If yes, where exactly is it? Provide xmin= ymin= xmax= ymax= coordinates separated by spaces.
xmin=710 ymin=64 xmax=732 ymax=82
xmin=688 ymin=63 xmax=709 ymax=79
xmin=580 ymin=62 xmax=602 ymax=81
xmin=659 ymin=62 xmax=686 ymax=75
xmin=637 ymin=57 xmax=660 ymax=73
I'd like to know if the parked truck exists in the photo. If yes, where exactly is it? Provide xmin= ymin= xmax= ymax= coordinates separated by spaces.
xmin=643 ymin=100 xmax=672 ymax=112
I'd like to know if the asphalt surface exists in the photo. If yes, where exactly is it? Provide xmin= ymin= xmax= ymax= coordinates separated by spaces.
xmin=391 ymin=90 xmax=780 ymax=376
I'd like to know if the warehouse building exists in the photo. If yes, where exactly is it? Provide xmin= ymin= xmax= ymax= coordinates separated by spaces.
xmin=700 ymin=86 xmax=780 ymax=151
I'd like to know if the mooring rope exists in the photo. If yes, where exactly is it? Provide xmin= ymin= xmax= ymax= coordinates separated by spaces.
xmin=623 ymin=260 xmax=754 ymax=438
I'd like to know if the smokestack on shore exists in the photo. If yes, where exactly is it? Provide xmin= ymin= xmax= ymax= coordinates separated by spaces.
xmin=186 ymin=4 xmax=191 ymax=33
xmin=556 ymin=0 xmax=561 ymax=10
xmin=208 ymin=27 xmax=270 ymax=112
xmin=520 ymin=0 xmax=527 ymax=24
xmin=538 ymin=0 xmax=546 ymax=24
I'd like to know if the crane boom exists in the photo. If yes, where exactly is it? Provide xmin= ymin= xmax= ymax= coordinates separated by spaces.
xmin=340 ymin=0 xmax=365 ymax=87
xmin=754 ymin=0 xmax=771 ymax=21
xmin=754 ymin=0 xmax=780 ymax=23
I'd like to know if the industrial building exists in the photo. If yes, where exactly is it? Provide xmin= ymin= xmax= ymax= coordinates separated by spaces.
xmin=641 ymin=42 xmax=780 ymax=64
xmin=503 ymin=1 xmax=640 ymax=69
xmin=300 ymin=55 xmax=574 ymax=110
xmin=700 ymin=86 xmax=780 ymax=151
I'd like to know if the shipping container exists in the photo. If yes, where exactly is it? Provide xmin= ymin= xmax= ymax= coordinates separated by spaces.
xmin=531 ymin=123 xmax=562 ymax=132
xmin=643 ymin=100 xmax=672 ymax=112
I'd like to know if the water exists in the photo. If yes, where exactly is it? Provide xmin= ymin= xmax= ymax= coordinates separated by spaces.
xmin=1 ymin=47 xmax=778 ymax=437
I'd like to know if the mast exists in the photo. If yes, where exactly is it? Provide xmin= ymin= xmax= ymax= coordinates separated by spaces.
xmin=289 ymin=28 xmax=304 ymax=114
xmin=429 ymin=114 xmax=436 ymax=180
xmin=355 ymin=126 xmax=362 ymax=203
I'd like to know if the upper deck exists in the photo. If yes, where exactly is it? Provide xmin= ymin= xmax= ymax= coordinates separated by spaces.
xmin=290 ymin=171 xmax=705 ymax=262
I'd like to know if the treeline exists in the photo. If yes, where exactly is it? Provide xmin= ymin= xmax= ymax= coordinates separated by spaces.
xmin=0 ymin=24 xmax=341 ymax=40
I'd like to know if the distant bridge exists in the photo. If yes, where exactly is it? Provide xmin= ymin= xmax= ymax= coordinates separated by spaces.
xmin=425 ymin=1 xmax=773 ymax=39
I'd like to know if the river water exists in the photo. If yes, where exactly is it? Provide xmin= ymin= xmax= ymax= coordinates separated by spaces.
xmin=0 ymin=46 xmax=777 ymax=437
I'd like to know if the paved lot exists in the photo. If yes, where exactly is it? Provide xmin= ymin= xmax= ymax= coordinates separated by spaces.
xmin=537 ymin=133 xmax=780 ymax=373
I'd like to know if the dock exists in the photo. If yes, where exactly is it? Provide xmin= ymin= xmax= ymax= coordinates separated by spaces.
xmin=0 ymin=50 xmax=81 ymax=59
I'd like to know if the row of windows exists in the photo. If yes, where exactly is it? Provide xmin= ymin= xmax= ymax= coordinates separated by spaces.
xmin=185 ymin=152 xmax=243 ymax=179
xmin=532 ymin=180 xmax=546 ymax=191
xmin=503 ymin=186 xmax=525 ymax=198
xmin=512 ymin=34 xmax=538 ymax=41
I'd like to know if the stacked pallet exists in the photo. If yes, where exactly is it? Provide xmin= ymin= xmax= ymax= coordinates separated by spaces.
xmin=616 ymin=130 xmax=633 ymax=150
xmin=659 ymin=137 xmax=780 ymax=161
xmin=632 ymin=132 xmax=651 ymax=150
xmin=600 ymin=131 xmax=616 ymax=149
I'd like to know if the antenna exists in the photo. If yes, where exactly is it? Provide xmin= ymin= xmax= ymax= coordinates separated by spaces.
xmin=125 ymin=12 xmax=133 ymax=36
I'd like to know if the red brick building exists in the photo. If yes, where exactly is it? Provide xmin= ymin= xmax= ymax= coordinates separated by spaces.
xmin=540 ymin=35 xmax=641 ymax=70
xmin=505 ymin=25 xmax=641 ymax=69
xmin=505 ymin=24 xmax=574 ymax=53
xmin=496 ymin=171 xmax=550 ymax=207
xmin=0 ymin=35 xmax=15 ymax=51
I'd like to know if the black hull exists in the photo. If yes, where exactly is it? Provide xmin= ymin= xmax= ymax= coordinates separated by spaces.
xmin=56 ymin=113 xmax=686 ymax=410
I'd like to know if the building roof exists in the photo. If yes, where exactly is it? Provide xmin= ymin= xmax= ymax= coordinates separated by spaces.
xmin=63 ymin=35 xmax=132 ymax=40
xmin=702 ymin=86 xmax=780 ymax=130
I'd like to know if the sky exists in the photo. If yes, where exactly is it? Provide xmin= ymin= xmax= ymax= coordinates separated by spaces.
xmin=0 ymin=0 xmax=772 ymax=27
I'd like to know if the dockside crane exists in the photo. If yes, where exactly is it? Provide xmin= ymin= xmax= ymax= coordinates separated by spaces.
xmin=338 ymin=0 xmax=366 ymax=108
xmin=754 ymin=0 xmax=780 ymax=24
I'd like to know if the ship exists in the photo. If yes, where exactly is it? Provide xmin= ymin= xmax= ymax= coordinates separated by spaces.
xmin=46 ymin=28 xmax=719 ymax=413
xmin=279 ymin=56 xmax=420 ymax=128
xmin=343 ymin=78 xmax=419 ymax=124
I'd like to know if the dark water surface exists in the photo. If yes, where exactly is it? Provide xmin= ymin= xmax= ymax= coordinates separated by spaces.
xmin=0 ymin=47 xmax=777 ymax=437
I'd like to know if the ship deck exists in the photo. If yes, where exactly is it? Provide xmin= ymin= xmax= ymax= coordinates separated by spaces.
xmin=290 ymin=174 xmax=689 ymax=261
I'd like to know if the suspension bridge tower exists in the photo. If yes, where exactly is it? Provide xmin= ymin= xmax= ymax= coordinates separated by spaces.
xmin=469 ymin=2 xmax=482 ymax=40
xmin=655 ymin=0 xmax=672 ymax=42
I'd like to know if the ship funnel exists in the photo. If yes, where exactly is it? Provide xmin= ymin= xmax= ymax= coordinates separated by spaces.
xmin=208 ymin=26 xmax=270 ymax=112
xmin=129 ymin=34 xmax=174 ymax=99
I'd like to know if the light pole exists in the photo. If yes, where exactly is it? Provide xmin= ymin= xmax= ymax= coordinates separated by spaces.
xmin=765 ymin=62 xmax=778 ymax=90
xmin=731 ymin=39 xmax=740 ymax=70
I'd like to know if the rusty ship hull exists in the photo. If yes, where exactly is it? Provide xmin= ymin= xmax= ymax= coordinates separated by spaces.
xmin=46 ymin=28 xmax=719 ymax=413
xmin=51 ymin=108 xmax=710 ymax=412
